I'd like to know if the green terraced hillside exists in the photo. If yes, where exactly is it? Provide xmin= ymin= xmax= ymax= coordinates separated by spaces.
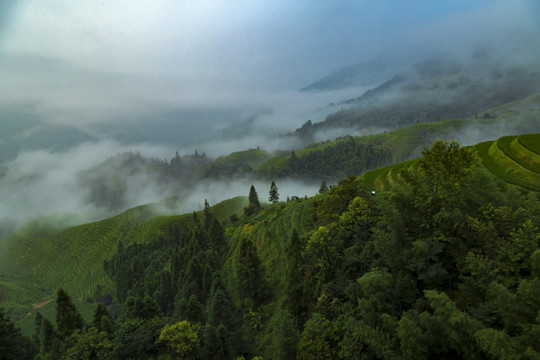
xmin=200 ymin=148 xmax=273 ymax=178
xmin=0 ymin=197 xmax=247 ymax=321
xmin=257 ymin=94 xmax=540 ymax=179
xmin=224 ymin=196 xmax=317 ymax=307
xmin=360 ymin=133 xmax=540 ymax=192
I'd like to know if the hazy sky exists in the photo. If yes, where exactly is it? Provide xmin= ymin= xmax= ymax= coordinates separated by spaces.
xmin=0 ymin=0 xmax=538 ymax=128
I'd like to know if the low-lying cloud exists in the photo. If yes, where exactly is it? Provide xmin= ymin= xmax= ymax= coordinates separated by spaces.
xmin=0 ymin=140 xmax=320 ymax=238
xmin=0 ymin=1 xmax=539 ymax=237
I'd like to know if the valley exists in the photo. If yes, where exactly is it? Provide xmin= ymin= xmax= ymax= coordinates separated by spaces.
xmin=1 ymin=2 xmax=540 ymax=358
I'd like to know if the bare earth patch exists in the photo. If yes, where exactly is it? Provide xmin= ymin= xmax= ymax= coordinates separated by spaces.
xmin=32 ymin=299 xmax=52 ymax=310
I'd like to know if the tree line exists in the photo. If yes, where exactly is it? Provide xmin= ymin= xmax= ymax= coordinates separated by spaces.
xmin=1 ymin=140 xmax=539 ymax=359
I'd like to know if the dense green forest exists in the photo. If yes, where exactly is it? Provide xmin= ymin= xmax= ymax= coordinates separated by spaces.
xmin=2 ymin=139 xmax=539 ymax=359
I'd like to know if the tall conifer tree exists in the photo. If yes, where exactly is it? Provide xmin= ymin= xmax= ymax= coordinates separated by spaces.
xmin=249 ymin=185 xmax=260 ymax=208
xmin=55 ymin=288 xmax=84 ymax=339
xmin=269 ymin=181 xmax=279 ymax=204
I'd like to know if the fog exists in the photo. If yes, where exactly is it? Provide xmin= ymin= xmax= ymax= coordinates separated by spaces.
xmin=0 ymin=140 xmax=320 ymax=237
xmin=0 ymin=1 xmax=539 ymax=235
xmin=1 ymin=1 xmax=538 ymax=134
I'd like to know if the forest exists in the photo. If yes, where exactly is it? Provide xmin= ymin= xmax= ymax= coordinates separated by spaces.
xmin=2 ymin=140 xmax=539 ymax=359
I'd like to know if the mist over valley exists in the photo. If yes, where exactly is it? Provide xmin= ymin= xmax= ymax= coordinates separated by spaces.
xmin=1 ymin=2 xmax=540 ymax=359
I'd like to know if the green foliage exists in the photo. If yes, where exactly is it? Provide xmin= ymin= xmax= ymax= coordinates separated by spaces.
xmin=114 ymin=318 xmax=164 ymax=359
xmin=55 ymin=288 xmax=84 ymax=339
xmin=122 ymin=296 xmax=162 ymax=321
xmin=518 ymin=133 xmax=540 ymax=154
xmin=38 ymin=316 xmax=55 ymax=357
xmin=297 ymin=313 xmax=339 ymax=360
xmin=199 ymin=148 xmax=272 ymax=179
xmin=419 ymin=139 xmax=476 ymax=192
xmin=258 ymin=136 xmax=392 ymax=180
xmin=0 ymin=308 xmax=34 ymax=360
xmin=157 ymin=320 xmax=202 ymax=359
xmin=315 ymin=175 xmax=365 ymax=225
xmin=249 ymin=185 xmax=260 ymax=208
xmin=65 ymin=327 xmax=115 ymax=360
xmin=0 ymin=197 xmax=246 ymax=321
xmin=203 ymin=323 xmax=226 ymax=360
xmin=233 ymin=238 xmax=265 ymax=308
xmin=319 ymin=180 xmax=329 ymax=193
xmin=2 ymin=132 xmax=540 ymax=358
xmin=269 ymin=181 xmax=279 ymax=204
xmin=92 ymin=303 xmax=111 ymax=331
xmin=360 ymin=133 xmax=540 ymax=193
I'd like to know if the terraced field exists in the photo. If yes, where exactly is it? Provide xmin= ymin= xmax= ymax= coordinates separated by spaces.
xmin=225 ymin=197 xmax=317 ymax=299
xmin=480 ymin=134 xmax=540 ymax=191
xmin=360 ymin=134 xmax=540 ymax=192
xmin=0 ymin=197 xmax=247 ymax=320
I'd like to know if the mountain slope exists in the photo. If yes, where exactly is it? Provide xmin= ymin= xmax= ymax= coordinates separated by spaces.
xmin=0 ymin=197 xmax=247 ymax=320
xmin=360 ymin=133 xmax=540 ymax=192
xmin=301 ymin=56 xmax=390 ymax=91
xmin=258 ymin=94 xmax=540 ymax=181
xmin=298 ymin=58 xmax=540 ymax=141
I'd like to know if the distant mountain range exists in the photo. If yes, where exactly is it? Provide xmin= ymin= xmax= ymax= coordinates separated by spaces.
xmin=300 ymin=56 xmax=392 ymax=92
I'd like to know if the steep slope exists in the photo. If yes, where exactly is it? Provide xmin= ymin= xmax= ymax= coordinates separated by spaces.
xmin=301 ymin=56 xmax=390 ymax=91
xmin=298 ymin=58 xmax=540 ymax=141
xmin=360 ymin=133 xmax=540 ymax=192
xmin=258 ymin=94 xmax=540 ymax=181
xmin=0 ymin=197 xmax=247 ymax=319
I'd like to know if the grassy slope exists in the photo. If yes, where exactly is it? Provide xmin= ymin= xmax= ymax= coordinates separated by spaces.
xmin=15 ymin=299 xmax=97 ymax=337
xmin=0 ymin=197 xmax=247 ymax=323
xmin=201 ymin=148 xmax=273 ymax=178
xmin=258 ymin=93 xmax=540 ymax=175
xmin=360 ymin=133 xmax=540 ymax=192
xmin=214 ymin=148 xmax=273 ymax=169
xmin=224 ymin=196 xmax=317 ymax=307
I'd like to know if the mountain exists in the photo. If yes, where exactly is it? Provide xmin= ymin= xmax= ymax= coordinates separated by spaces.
xmin=1 ymin=132 xmax=539 ymax=358
xmin=1 ymin=79 xmax=540 ymax=359
xmin=301 ymin=56 xmax=391 ymax=92
xmin=294 ymin=55 xmax=540 ymax=144
xmin=0 ymin=108 xmax=96 ymax=164
xmin=1 ymin=133 xmax=538 ymax=319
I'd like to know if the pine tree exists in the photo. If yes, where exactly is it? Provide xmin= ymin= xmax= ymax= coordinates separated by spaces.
xmin=207 ymin=289 xmax=236 ymax=330
xmin=285 ymin=228 xmax=304 ymax=325
xmin=204 ymin=199 xmax=213 ymax=230
xmin=203 ymin=323 xmax=225 ymax=360
xmin=186 ymin=295 xmax=205 ymax=324
xmin=234 ymin=238 xmax=265 ymax=307
xmin=249 ymin=185 xmax=260 ymax=208
xmin=33 ymin=312 xmax=43 ymax=344
xmin=93 ymin=303 xmax=111 ymax=330
xmin=209 ymin=218 xmax=226 ymax=253
xmin=0 ymin=308 xmax=33 ymax=360
xmin=289 ymin=150 xmax=297 ymax=163
xmin=269 ymin=181 xmax=279 ymax=204
xmin=55 ymin=288 xmax=84 ymax=338
xmin=38 ymin=316 xmax=55 ymax=356
xmin=319 ymin=180 xmax=329 ymax=193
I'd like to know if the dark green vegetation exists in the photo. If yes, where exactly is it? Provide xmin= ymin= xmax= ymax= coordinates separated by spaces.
xmin=362 ymin=133 xmax=540 ymax=193
xmin=0 ymin=198 xmax=247 ymax=319
xmin=1 ymin=137 xmax=539 ymax=359
xmin=257 ymin=137 xmax=392 ymax=181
